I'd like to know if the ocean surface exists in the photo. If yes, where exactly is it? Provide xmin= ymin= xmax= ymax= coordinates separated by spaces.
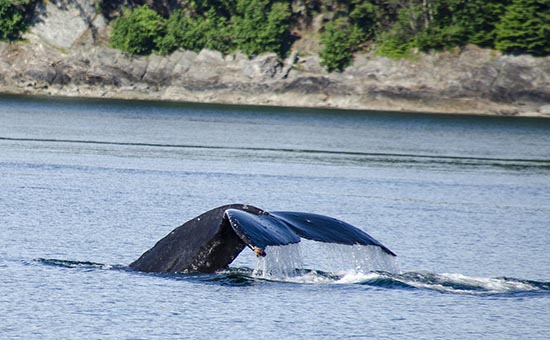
xmin=1 ymin=94 xmax=549 ymax=339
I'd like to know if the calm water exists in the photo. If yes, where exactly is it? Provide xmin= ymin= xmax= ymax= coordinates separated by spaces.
xmin=1 ymin=94 xmax=549 ymax=339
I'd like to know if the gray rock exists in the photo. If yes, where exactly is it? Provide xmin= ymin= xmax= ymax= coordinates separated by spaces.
xmin=25 ymin=0 xmax=98 ymax=49
xmin=172 ymin=50 xmax=197 ymax=81
xmin=296 ymin=54 xmax=324 ymax=74
xmin=538 ymin=105 xmax=550 ymax=115
xmin=142 ymin=54 xmax=166 ymax=84
xmin=195 ymin=49 xmax=224 ymax=64
xmin=243 ymin=53 xmax=282 ymax=79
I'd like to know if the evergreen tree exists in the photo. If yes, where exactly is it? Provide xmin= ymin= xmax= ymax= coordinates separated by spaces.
xmin=231 ymin=0 xmax=292 ymax=57
xmin=414 ymin=0 xmax=510 ymax=51
xmin=460 ymin=0 xmax=511 ymax=47
xmin=495 ymin=0 xmax=550 ymax=56
xmin=374 ymin=2 xmax=423 ymax=57
xmin=105 ymin=0 xmax=550 ymax=61
xmin=158 ymin=8 xmax=231 ymax=54
xmin=349 ymin=0 xmax=380 ymax=39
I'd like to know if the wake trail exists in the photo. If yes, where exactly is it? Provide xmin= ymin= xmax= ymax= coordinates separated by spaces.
xmin=2 ymin=136 xmax=549 ymax=166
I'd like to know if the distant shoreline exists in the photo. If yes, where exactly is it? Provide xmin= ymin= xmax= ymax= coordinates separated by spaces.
xmin=2 ymin=41 xmax=549 ymax=119
xmin=1 ymin=0 xmax=549 ymax=119
xmin=0 ymin=86 xmax=550 ymax=118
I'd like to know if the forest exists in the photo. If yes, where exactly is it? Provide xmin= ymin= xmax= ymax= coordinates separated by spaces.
xmin=1 ymin=0 xmax=549 ymax=72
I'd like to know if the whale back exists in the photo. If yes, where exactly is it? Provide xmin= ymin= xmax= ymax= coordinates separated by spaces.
xmin=129 ymin=204 xmax=262 ymax=273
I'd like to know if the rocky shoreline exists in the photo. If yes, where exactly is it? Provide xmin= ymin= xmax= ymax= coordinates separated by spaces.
xmin=1 ymin=0 xmax=549 ymax=117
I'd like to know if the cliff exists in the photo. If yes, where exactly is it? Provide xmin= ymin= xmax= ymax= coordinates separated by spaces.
xmin=1 ymin=0 xmax=549 ymax=117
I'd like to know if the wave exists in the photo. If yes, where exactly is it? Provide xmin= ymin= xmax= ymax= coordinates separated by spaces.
xmin=36 ymin=258 xmax=549 ymax=296
xmin=338 ymin=271 xmax=550 ymax=295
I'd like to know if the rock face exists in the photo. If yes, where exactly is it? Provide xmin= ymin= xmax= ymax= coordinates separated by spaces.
xmin=0 ymin=0 xmax=549 ymax=117
xmin=28 ymin=0 xmax=104 ymax=49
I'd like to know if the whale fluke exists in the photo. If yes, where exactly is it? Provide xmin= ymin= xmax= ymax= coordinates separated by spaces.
xmin=129 ymin=204 xmax=395 ymax=273
xmin=270 ymin=211 xmax=397 ymax=256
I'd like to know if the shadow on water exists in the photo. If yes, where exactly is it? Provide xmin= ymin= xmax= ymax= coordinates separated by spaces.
xmin=36 ymin=258 xmax=550 ymax=296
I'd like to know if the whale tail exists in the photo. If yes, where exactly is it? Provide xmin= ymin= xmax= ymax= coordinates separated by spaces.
xmin=129 ymin=204 xmax=395 ymax=273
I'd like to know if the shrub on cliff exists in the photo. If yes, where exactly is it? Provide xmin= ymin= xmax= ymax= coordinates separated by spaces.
xmin=109 ymin=5 xmax=166 ymax=55
xmin=0 ymin=0 xmax=34 ymax=41
xmin=320 ymin=19 xmax=363 ymax=72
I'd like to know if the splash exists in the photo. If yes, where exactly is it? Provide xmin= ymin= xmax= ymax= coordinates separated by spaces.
xmin=253 ymin=243 xmax=304 ymax=279
xmin=251 ymin=241 xmax=400 ymax=280
xmin=311 ymin=242 xmax=400 ymax=274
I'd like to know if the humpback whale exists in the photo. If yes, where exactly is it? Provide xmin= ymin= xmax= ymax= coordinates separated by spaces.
xmin=130 ymin=204 xmax=395 ymax=273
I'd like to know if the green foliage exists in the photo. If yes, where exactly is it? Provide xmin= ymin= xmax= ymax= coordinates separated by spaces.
xmin=371 ymin=0 xmax=549 ymax=58
xmin=190 ymin=0 xmax=236 ymax=17
xmin=375 ymin=32 xmax=413 ymax=59
xmin=495 ymin=0 xmax=550 ymax=56
xmin=414 ymin=1 xmax=467 ymax=51
xmin=0 ymin=0 xmax=34 ymax=41
xmin=109 ymin=5 xmax=166 ymax=55
xmin=107 ymin=0 xmax=550 ymax=62
xmin=412 ymin=0 xmax=511 ymax=51
xmin=349 ymin=0 xmax=380 ymax=39
xmin=458 ymin=0 xmax=510 ymax=47
xmin=320 ymin=19 xmax=362 ymax=72
xmin=156 ymin=0 xmax=292 ymax=57
xmin=158 ymin=8 xmax=231 ymax=54
xmin=231 ymin=0 xmax=292 ymax=56
xmin=374 ymin=2 xmax=422 ymax=58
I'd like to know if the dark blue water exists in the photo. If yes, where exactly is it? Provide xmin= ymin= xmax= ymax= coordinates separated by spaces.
xmin=1 ymin=95 xmax=549 ymax=339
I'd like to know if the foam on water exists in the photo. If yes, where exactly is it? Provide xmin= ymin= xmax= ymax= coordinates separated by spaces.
xmin=336 ymin=272 xmax=383 ymax=284
xmin=340 ymin=271 xmax=549 ymax=295
xmin=404 ymin=273 xmax=541 ymax=294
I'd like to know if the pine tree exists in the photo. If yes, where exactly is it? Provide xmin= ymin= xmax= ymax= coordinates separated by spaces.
xmin=495 ymin=0 xmax=550 ymax=56
xmin=462 ymin=0 xmax=511 ymax=47
xmin=231 ymin=0 xmax=292 ymax=57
